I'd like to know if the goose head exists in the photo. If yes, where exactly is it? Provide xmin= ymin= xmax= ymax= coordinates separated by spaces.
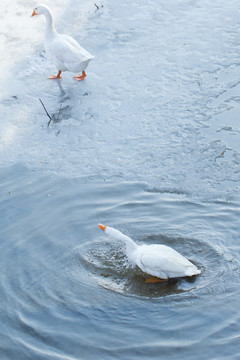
xmin=31 ymin=4 xmax=50 ymax=17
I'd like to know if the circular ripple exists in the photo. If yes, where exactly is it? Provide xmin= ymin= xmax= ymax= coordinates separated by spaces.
xmin=75 ymin=233 xmax=229 ymax=299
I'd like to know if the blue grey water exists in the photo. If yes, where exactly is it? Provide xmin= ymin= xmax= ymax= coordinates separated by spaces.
xmin=0 ymin=0 xmax=240 ymax=359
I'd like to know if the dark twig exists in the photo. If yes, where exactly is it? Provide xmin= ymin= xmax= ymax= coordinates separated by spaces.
xmin=95 ymin=3 xmax=103 ymax=11
xmin=39 ymin=98 xmax=52 ymax=127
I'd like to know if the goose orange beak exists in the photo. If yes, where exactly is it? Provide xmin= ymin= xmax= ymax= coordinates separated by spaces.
xmin=98 ymin=224 xmax=106 ymax=231
xmin=31 ymin=9 xmax=37 ymax=17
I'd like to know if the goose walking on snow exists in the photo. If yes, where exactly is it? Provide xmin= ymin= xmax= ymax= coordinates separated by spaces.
xmin=31 ymin=4 xmax=94 ymax=80
xmin=98 ymin=224 xmax=201 ymax=283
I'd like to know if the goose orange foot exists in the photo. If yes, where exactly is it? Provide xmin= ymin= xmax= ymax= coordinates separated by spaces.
xmin=73 ymin=71 xmax=86 ymax=81
xmin=48 ymin=70 xmax=62 ymax=79
xmin=145 ymin=277 xmax=169 ymax=283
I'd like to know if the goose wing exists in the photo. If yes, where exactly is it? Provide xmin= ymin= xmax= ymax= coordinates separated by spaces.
xmin=138 ymin=245 xmax=199 ymax=279
xmin=47 ymin=34 xmax=93 ymax=65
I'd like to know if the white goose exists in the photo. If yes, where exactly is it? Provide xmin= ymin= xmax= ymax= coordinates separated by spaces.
xmin=31 ymin=4 xmax=94 ymax=80
xmin=98 ymin=224 xmax=201 ymax=282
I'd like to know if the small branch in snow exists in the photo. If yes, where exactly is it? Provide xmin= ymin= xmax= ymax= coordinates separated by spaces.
xmin=95 ymin=3 xmax=103 ymax=11
xmin=39 ymin=98 xmax=52 ymax=127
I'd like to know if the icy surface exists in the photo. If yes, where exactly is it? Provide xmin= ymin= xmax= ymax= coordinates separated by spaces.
xmin=1 ymin=2 xmax=240 ymax=359
xmin=0 ymin=0 xmax=240 ymax=201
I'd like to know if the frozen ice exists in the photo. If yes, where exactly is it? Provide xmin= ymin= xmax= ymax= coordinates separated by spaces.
xmin=0 ymin=0 xmax=240 ymax=201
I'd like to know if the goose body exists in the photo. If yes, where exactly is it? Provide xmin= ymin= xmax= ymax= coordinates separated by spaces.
xmin=31 ymin=4 xmax=93 ymax=80
xmin=98 ymin=224 xmax=201 ymax=280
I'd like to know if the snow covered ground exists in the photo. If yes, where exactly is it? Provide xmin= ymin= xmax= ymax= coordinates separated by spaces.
xmin=0 ymin=0 xmax=240 ymax=200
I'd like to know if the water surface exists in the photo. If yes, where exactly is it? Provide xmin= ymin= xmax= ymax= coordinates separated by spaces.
xmin=0 ymin=0 xmax=240 ymax=359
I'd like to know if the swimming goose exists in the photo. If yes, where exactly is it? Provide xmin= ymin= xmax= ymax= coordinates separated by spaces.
xmin=98 ymin=224 xmax=201 ymax=283
xmin=31 ymin=4 xmax=93 ymax=80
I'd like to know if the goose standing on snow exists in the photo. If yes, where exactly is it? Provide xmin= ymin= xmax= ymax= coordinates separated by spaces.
xmin=31 ymin=4 xmax=94 ymax=80
xmin=98 ymin=224 xmax=201 ymax=283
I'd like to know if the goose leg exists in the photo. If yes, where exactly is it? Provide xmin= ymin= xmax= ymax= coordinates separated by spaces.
xmin=48 ymin=70 xmax=62 ymax=79
xmin=145 ymin=277 xmax=169 ymax=283
xmin=73 ymin=71 xmax=87 ymax=81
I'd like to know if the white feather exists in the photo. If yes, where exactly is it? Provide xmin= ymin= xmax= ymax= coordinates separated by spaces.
xmin=33 ymin=4 xmax=93 ymax=74
xmin=102 ymin=226 xmax=201 ymax=279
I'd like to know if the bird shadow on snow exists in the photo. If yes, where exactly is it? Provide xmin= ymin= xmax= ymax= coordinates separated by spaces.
xmin=39 ymin=80 xmax=72 ymax=128
xmin=39 ymin=79 xmax=93 ymax=130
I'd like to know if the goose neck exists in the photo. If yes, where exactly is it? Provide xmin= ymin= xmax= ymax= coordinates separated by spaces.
xmin=122 ymin=234 xmax=138 ymax=254
xmin=106 ymin=227 xmax=138 ymax=256
xmin=44 ymin=9 xmax=56 ymax=37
